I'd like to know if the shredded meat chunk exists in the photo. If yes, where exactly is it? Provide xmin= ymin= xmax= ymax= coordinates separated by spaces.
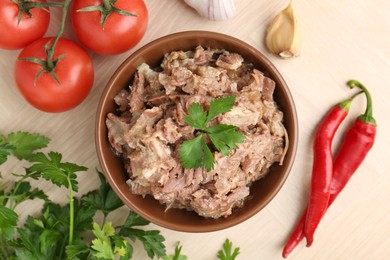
xmin=128 ymin=72 xmax=145 ymax=112
xmin=106 ymin=46 xmax=288 ymax=219
xmin=215 ymin=51 xmax=244 ymax=70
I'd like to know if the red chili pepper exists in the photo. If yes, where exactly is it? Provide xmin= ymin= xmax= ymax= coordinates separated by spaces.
xmin=282 ymin=80 xmax=376 ymax=258
xmin=303 ymin=93 xmax=358 ymax=246
xmin=282 ymin=92 xmax=359 ymax=257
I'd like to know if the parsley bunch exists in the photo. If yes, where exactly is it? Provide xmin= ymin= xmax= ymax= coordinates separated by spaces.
xmin=179 ymin=96 xmax=245 ymax=171
xmin=0 ymin=131 xmax=166 ymax=259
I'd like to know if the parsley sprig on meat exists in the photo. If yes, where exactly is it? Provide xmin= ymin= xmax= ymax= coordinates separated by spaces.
xmin=179 ymin=96 xmax=245 ymax=171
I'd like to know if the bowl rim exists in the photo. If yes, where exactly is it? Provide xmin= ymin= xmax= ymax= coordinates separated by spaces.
xmin=95 ymin=30 xmax=298 ymax=232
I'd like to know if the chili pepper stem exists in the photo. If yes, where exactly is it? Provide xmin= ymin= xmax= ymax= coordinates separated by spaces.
xmin=347 ymin=80 xmax=376 ymax=125
xmin=338 ymin=91 xmax=364 ymax=111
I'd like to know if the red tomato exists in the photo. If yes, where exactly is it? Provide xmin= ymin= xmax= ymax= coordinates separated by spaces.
xmin=0 ymin=0 xmax=50 ymax=50
xmin=14 ymin=37 xmax=94 ymax=113
xmin=72 ymin=0 xmax=148 ymax=55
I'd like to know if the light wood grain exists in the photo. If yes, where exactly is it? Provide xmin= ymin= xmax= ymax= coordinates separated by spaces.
xmin=1 ymin=0 xmax=390 ymax=259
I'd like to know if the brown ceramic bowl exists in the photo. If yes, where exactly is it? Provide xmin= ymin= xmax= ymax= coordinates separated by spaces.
xmin=96 ymin=31 xmax=298 ymax=232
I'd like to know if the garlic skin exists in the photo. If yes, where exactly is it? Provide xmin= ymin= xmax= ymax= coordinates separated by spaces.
xmin=265 ymin=1 xmax=302 ymax=58
xmin=184 ymin=0 xmax=236 ymax=21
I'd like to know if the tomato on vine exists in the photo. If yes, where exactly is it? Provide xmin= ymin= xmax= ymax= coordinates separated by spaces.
xmin=0 ymin=0 xmax=50 ymax=50
xmin=14 ymin=37 xmax=94 ymax=112
xmin=72 ymin=0 xmax=148 ymax=55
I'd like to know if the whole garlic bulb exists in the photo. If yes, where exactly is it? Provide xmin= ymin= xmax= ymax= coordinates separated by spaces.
xmin=265 ymin=1 xmax=303 ymax=58
xmin=184 ymin=0 xmax=236 ymax=21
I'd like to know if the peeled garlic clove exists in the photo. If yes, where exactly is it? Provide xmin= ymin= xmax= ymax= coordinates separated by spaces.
xmin=184 ymin=0 xmax=236 ymax=21
xmin=265 ymin=1 xmax=302 ymax=58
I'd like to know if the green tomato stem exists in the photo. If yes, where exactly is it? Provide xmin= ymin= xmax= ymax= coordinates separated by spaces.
xmin=102 ymin=0 xmax=112 ymax=11
xmin=46 ymin=0 xmax=72 ymax=69
xmin=14 ymin=0 xmax=64 ymax=22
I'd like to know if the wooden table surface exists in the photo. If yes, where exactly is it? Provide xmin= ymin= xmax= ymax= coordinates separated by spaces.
xmin=1 ymin=0 xmax=390 ymax=259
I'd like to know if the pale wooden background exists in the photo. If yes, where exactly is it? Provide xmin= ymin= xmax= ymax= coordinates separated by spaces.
xmin=1 ymin=0 xmax=390 ymax=259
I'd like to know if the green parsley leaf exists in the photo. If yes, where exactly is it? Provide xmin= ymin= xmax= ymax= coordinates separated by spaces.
xmin=91 ymin=222 xmax=116 ymax=259
xmin=0 ymin=205 xmax=18 ymax=239
xmin=111 ymin=235 xmax=130 ymax=258
xmin=13 ymin=228 xmax=37 ymax=260
xmin=81 ymin=170 xmax=124 ymax=217
xmin=96 ymin=221 xmax=115 ymax=239
xmin=0 ymin=191 xmax=5 ymax=208
xmin=119 ymin=212 xmax=166 ymax=258
xmin=27 ymin=152 xmax=87 ymax=192
xmin=36 ymin=199 xmax=95 ymax=245
xmin=184 ymin=103 xmax=208 ymax=130
xmin=120 ymin=228 xmax=166 ymax=259
xmin=0 ymin=205 xmax=18 ymax=228
xmin=65 ymin=242 xmax=90 ymax=260
xmin=15 ymin=220 xmax=62 ymax=260
xmin=0 ymin=231 xmax=16 ymax=258
xmin=14 ymin=249 xmax=35 ymax=260
xmin=73 ymin=199 xmax=96 ymax=238
xmin=7 ymin=131 xmax=49 ymax=161
xmin=179 ymin=135 xmax=206 ymax=169
xmin=10 ymin=181 xmax=48 ymax=206
xmin=203 ymin=139 xmax=214 ymax=171
xmin=117 ymin=241 xmax=133 ymax=260
xmin=206 ymin=124 xmax=245 ymax=156
xmin=0 ymin=134 xmax=14 ymax=165
xmin=121 ymin=211 xmax=150 ymax=228
xmin=207 ymin=96 xmax=236 ymax=122
xmin=39 ymin=229 xmax=62 ymax=257
xmin=162 ymin=243 xmax=188 ymax=260
xmin=87 ymin=220 xmax=135 ymax=260
xmin=217 ymin=239 xmax=240 ymax=260
xmin=179 ymin=135 xmax=214 ymax=171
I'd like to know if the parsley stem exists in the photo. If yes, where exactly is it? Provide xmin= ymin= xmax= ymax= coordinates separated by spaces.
xmin=102 ymin=213 xmax=107 ymax=226
xmin=67 ymin=176 xmax=74 ymax=245
xmin=8 ymin=175 xmax=28 ymax=210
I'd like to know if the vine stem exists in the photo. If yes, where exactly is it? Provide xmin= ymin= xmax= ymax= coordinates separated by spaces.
xmin=25 ymin=1 xmax=64 ymax=8
xmin=46 ymin=0 xmax=72 ymax=69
